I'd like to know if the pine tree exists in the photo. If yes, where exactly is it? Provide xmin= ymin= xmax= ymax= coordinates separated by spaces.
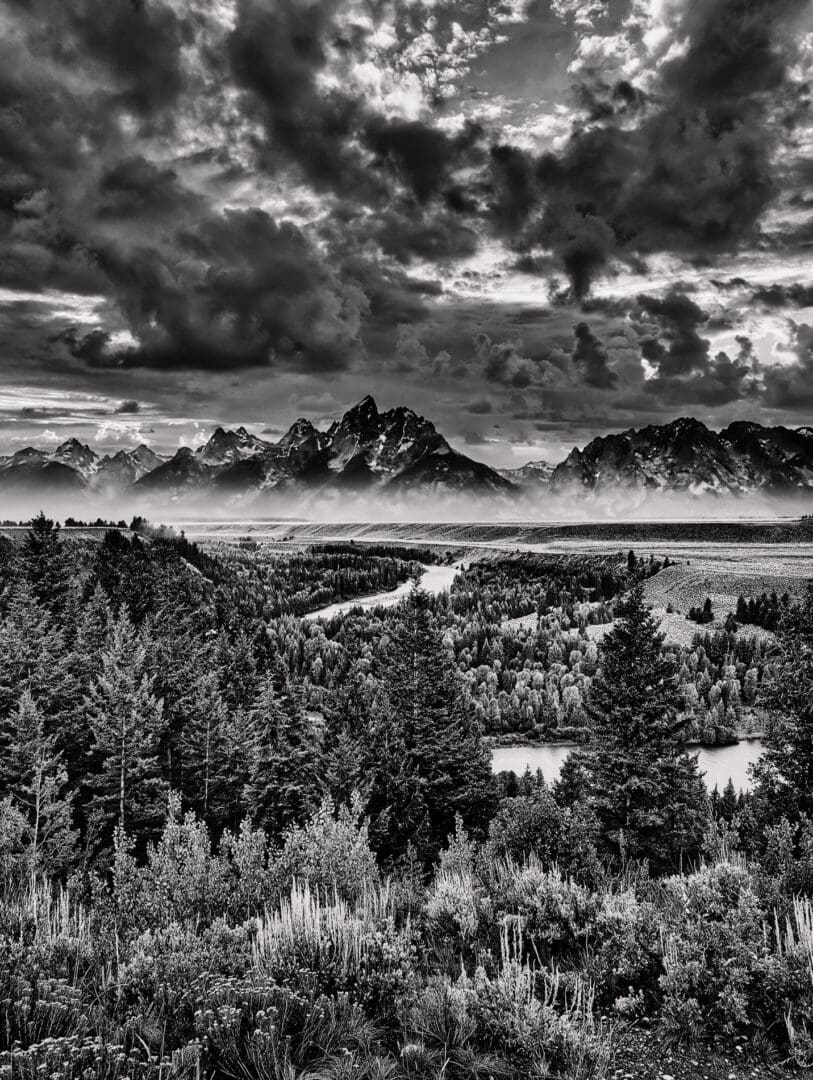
xmin=0 ymin=580 xmax=77 ymax=734
xmin=177 ymin=671 xmax=239 ymax=826
xmin=85 ymin=612 xmax=167 ymax=841
xmin=574 ymin=584 xmax=708 ymax=872
xmin=243 ymin=667 xmax=320 ymax=839
xmin=0 ymin=691 xmax=77 ymax=877
xmin=718 ymin=777 xmax=738 ymax=822
xmin=750 ymin=585 xmax=813 ymax=830
xmin=320 ymin=659 xmax=378 ymax=803
xmin=21 ymin=512 xmax=69 ymax=612
xmin=378 ymin=587 xmax=497 ymax=863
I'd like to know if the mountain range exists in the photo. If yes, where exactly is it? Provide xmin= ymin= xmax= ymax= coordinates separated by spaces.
xmin=3 ymin=400 xmax=813 ymax=504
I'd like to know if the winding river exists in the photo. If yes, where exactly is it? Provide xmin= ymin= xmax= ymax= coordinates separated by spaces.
xmin=491 ymin=737 xmax=764 ymax=792
xmin=297 ymin=555 xmax=764 ymax=792
xmin=302 ymin=562 xmax=462 ymax=621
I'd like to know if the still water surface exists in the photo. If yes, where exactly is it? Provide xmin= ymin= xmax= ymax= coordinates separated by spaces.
xmin=491 ymin=738 xmax=764 ymax=792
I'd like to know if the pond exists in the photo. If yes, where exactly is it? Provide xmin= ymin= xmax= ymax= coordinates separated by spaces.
xmin=491 ymin=737 xmax=764 ymax=793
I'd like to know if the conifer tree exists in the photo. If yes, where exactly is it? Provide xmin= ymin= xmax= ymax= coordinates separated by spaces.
xmin=85 ymin=612 xmax=167 ymax=840
xmin=378 ymin=587 xmax=497 ymax=863
xmin=718 ymin=777 xmax=738 ymax=822
xmin=21 ymin=512 xmax=69 ymax=613
xmin=177 ymin=671 xmax=239 ymax=825
xmin=575 ymin=584 xmax=708 ymax=872
xmin=0 ymin=691 xmax=77 ymax=877
xmin=750 ymin=585 xmax=813 ymax=830
xmin=0 ymin=580 xmax=76 ymax=724
xmin=320 ymin=659 xmax=378 ymax=803
xmin=72 ymin=584 xmax=112 ymax=684
xmin=243 ymin=666 xmax=320 ymax=839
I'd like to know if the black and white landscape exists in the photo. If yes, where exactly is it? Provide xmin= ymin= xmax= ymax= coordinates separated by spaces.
xmin=2 ymin=0 xmax=813 ymax=1077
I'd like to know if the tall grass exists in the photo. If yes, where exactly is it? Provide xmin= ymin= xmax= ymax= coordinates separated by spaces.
xmin=1 ymin=878 xmax=89 ymax=946
xmin=776 ymin=896 xmax=813 ymax=1066
xmin=251 ymin=880 xmax=403 ymax=979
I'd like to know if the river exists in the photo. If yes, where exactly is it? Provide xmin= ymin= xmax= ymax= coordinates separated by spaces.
xmin=491 ymin=737 xmax=764 ymax=793
xmin=301 ymin=562 xmax=462 ymax=621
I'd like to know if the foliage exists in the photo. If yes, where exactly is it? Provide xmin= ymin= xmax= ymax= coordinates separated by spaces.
xmin=572 ymin=586 xmax=709 ymax=872
xmin=2 ymin=515 xmax=813 ymax=1073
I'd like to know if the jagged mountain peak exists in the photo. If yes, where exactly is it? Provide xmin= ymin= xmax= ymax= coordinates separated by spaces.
xmin=278 ymin=417 xmax=319 ymax=448
xmin=337 ymin=395 xmax=379 ymax=431
xmin=55 ymin=436 xmax=93 ymax=452
xmin=196 ymin=425 xmax=269 ymax=465
xmin=50 ymin=438 xmax=99 ymax=481
xmin=8 ymin=408 xmax=813 ymax=504
xmin=551 ymin=418 xmax=813 ymax=495
xmin=498 ymin=459 xmax=555 ymax=487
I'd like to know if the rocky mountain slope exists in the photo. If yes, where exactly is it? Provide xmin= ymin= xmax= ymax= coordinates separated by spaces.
xmin=0 ymin=397 xmax=513 ymax=502
xmin=498 ymin=459 xmax=555 ymax=489
xmin=4 ymin=410 xmax=813 ymax=505
xmin=550 ymin=418 xmax=813 ymax=495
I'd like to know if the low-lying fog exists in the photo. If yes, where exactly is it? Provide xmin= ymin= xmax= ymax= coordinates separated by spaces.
xmin=1 ymin=487 xmax=812 ymax=525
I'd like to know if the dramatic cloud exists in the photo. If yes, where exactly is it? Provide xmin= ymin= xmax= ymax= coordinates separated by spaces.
xmin=572 ymin=320 xmax=616 ymax=388
xmin=491 ymin=0 xmax=811 ymax=297
xmin=0 ymin=0 xmax=810 ymax=459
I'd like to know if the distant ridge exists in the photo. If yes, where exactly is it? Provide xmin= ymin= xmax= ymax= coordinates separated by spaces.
xmin=550 ymin=417 xmax=813 ymax=495
xmin=3 ymin=407 xmax=813 ymax=503
xmin=0 ymin=397 xmax=513 ymax=502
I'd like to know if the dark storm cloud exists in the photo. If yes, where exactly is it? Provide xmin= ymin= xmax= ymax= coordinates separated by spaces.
xmin=97 ymin=158 xmax=196 ymax=219
xmin=228 ymin=0 xmax=370 ymax=197
xmin=636 ymin=292 xmax=711 ymax=377
xmin=762 ymin=324 xmax=813 ymax=407
xmin=374 ymin=208 xmax=480 ymax=262
xmin=89 ymin=209 xmax=368 ymax=369
xmin=0 ymin=0 xmax=507 ymax=377
xmin=365 ymin=118 xmax=484 ymax=205
xmin=479 ymin=335 xmax=559 ymax=389
xmin=572 ymin=78 xmax=647 ymax=124
xmin=752 ymin=283 xmax=813 ymax=309
xmin=228 ymin=0 xmax=486 ymax=205
xmin=114 ymin=400 xmax=141 ymax=414
xmin=645 ymin=345 xmax=755 ymax=407
xmin=631 ymin=292 xmax=757 ymax=406
xmin=571 ymin=321 xmax=616 ymax=388
xmin=0 ymin=0 xmax=808 ymax=447
xmin=493 ymin=0 xmax=810 ymax=297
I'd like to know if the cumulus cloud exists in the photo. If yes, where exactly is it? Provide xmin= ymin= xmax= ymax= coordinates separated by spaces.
xmin=572 ymin=321 xmax=617 ymax=388
xmin=0 ymin=0 xmax=529 ymax=376
xmin=0 ymin=0 xmax=811 ymax=450
xmin=495 ymin=0 xmax=811 ymax=297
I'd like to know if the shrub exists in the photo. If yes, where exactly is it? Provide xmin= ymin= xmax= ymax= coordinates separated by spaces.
xmin=486 ymin=789 xmax=601 ymax=882
xmin=271 ymin=796 xmax=379 ymax=903
xmin=425 ymin=870 xmax=483 ymax=944
xmin=0 ymin=1036 xmax=175 ymax=1080
xmin=659 ymin=860 xmax=767 ymax=1040
xmin=762 ymin=897 xmax=813 ymax=1066
xmin=112 ymin=798 xmax=231 ymax=933
xmin=408 ymin=932 xmax=609 ymax=1079
xmin=117 ymin=920 xmax=253 ymax=1045
xmin=582 ymin=888 xmax=662 ymax=1011
xmin=490 ymin=860 xmax=599 ymax=965
xmin=197 ymin=979 xmax=389 ymax=1080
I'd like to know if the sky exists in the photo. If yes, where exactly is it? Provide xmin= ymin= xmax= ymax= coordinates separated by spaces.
xmin=0 ymin=0 xmax=811 ymax=469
